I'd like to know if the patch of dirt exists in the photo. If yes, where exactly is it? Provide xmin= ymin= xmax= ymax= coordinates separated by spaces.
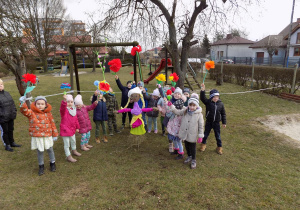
xmin=258 ymin=114 xmax=300 ymax=146
xmin=61 ymin=182 xmax=90 ymax=201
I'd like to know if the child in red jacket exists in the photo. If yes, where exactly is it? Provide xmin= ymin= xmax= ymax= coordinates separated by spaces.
xmin=20 ymin=96 xmax=59 ymax=176
xmin=60 ymin=94 xmax=80 ymax=163
xmin=74 ymin=94 xmax=97 ymax=151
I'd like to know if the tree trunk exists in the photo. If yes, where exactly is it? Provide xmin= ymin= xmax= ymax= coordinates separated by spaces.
xmin=92 ymin=57 xmax=96 ymax=72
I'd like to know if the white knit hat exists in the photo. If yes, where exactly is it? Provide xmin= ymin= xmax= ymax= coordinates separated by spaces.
xmin=152 ymin=88 xmax=160 ymax=97
xmin=74 ymin=94 xmax=83 ymax=105
xmin=188 ymin=93 xmax=199 ymax=107
xmin=174 ymin=87 xmax=182 ymax=95
xmin=66 ymin=94 xmax=73 ymax=102
xmin=128 ymin=87 xmax=142 ymax=97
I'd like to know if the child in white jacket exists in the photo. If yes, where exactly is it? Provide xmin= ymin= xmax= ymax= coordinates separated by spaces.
xmin=169 ymin=93 xmax=204 ymax=169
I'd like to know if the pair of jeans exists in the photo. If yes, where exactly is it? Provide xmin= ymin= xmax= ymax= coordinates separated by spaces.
xmin=63 ymin=135 xmax=76 ymax=157
xmin=142 ymin=112 xmax=147 ymax=126
xmin=147 ymin=117 xmax=157 ymax=131
xmin=173 ymin=139 xmax=184 ymax=154
xmin=37 ymin=147 xmax=55 ymax=165
xmin=184 ymin=141 xmax=196 ymax=160
xmin=202 ymin=121 xmax=222 ymax=147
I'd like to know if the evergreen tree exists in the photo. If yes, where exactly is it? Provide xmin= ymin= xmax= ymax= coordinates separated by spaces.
xmin=201 ymin=34 xmax=211 ymax=55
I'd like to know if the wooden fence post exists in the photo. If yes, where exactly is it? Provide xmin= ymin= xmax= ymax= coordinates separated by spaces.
xmin=291 ymin=63 xmax=298 ymax=94
xmin=251 ymin=61 xmax=255 ymax=89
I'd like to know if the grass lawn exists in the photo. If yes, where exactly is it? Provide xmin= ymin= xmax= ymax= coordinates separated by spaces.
xmin=0 ymin=66 xmax=300 ymax=209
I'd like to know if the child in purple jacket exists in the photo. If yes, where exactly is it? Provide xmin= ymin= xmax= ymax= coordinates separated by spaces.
xmin=74 ymin=94 xmax=98 ymax=151
xmin=60 ymin=94 xmax=80 ymax=163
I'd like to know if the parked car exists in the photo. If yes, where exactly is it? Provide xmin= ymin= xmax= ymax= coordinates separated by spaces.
xmin=200 ymin=58 xmax=210 ymax=63
xmin=187 ymin=58 xmax=201 ymax=64
xmin=220 ymin=59 xmax=234 ymax=64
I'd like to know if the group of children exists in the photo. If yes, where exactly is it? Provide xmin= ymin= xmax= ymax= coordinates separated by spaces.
xmin=0 ymin=76 xmax=226 ymax=175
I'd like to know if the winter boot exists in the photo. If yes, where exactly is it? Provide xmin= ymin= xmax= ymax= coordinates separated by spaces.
xmin=171 ymin=149 xmax=179 ymax=155
xmin=85 ymin=143 xmax=93 ymax=148
xmin=72 ymin=150 xmax=82 ymax=156
xmin=103 ymin=136 xmax=108 ymax=143
xmin=216 ymin=147 xmax=223 ymax=155
xmin=175 ymin=154 xmax=184 ymax=160
xmin=81 ymin=145 xmax=90 ymax=151
xmin=38 ymin=164 xmax=44 ymax=176
xmin=199 ymin=143 xmax=206 ymax=152
xmin=66 ymin=155 xmax=77 ymax=163
xmin=95 ymin=137 xmax=101 ymax=144
xmin=190 ymin=160 xmax=197 ymax=169
xmin=5 ymin=145 xmax=13 ymax=152
xmin=184 ymin=156 xmax=192 ymax=164
xmin=168 ymin=143 xmax=174 ymax=153
xmin=50 ymin=162 xmax=56 ymax=172
xmin=11 ymin=142 xmax=21 ymax=147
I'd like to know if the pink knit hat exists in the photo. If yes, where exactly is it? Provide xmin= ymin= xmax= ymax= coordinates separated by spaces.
xmin=66 ymin=94 xmax=73 ymax=102
xmin=74 ymin=94 xmax=83 ymax=105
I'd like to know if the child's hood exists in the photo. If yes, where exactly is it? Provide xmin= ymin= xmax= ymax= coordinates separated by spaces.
xmin=30 ymin=102 xmax=52 ymax=113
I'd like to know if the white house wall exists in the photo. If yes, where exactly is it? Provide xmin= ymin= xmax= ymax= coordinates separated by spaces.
xmin=251 ymin=48 xmax=286 ymax=58
xmin=289 ymin=28 xmax=300 ymax=58
xmin=211 ymin=44 xmax=253 ymax=60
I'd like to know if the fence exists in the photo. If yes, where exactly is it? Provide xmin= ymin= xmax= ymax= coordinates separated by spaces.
xmin=219 ymin=56 xmax=300 ymax=67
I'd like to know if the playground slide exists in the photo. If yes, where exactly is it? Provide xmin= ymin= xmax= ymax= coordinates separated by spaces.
xmin=144 ymin=58 xmax=172 ymax=84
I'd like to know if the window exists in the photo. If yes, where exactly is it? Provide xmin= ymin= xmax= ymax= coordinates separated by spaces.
xmin=294 ymin=47 xmax=300 ymax=56
xmin=274 ymin=50 xmax=278 ymax=55
xmin=297 ymin=33 xmax=300 ymax=44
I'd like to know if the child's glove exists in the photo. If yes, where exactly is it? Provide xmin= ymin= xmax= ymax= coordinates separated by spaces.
xmin=19 ymin=96 xmax=26 ymax=103
xmin=197 ymin=138 xmax=203 ymax=143
xmin=53 ymin=137 xmax=58 ymax=141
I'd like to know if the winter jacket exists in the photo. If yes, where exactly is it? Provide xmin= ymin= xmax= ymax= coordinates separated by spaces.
xmin=20 ymin=102 xmax=58 ymax=137
xmin=143 ymin=93 xmax=159 ymax=118
xmin=104 ymin=93 xmax=119 ymax=116
xmin=0 ymin=90 xmax=17 ymax=123
xmin=60 ymin=101 xmax=80 ymax=136
xmin=76 ymin=102 xmax=97 ymax=134
xmin=116 ymin=78 xmax=131 ymax=107
xmin=200 ymin=90 xmax=226 ymax=124
xmin=92 ymin=95 xmax=108 ymax=121
xmin=170 ymin=106 xmax=204 ymax=143
xmin=167 ymin=114 xmax=182 ymax=137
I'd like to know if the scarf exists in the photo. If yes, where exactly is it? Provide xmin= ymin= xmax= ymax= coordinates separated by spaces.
xmin=67 ymin=105 xmax=76 ymax=116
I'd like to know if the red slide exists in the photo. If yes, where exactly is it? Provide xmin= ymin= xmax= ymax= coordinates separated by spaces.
xmin=144 ymin=58 xmax=172 ymax=84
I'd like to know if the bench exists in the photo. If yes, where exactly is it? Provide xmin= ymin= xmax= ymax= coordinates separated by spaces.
xmin=278 ymin=92 xmax=300 ymax=103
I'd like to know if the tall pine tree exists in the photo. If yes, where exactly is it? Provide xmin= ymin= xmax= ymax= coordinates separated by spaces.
xmin=201 ymin=34 xmax=211 ymax=55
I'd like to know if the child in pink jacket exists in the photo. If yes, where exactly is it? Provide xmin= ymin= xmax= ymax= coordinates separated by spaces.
xmin=60 ymin=94 xmax=80 ymax=163
xmin=74 ymin=94 xmax=97 ymax=151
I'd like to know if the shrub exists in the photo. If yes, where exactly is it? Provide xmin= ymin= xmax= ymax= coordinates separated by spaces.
xmin=0 ymin=63 xmax=10 ymax=77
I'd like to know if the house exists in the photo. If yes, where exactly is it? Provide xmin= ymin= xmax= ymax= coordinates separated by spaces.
xmin=249 ymin=18 xmax=300 ymax=65
xmin=140 ymin=47 xmax=163 ymax=64
xmin=210 ymin=34 xmax=254 ymax=61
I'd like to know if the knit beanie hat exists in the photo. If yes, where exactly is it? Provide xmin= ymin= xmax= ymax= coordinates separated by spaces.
xmin=209 ymin=89 xmax=220 ymax=98
xmin=174 ymin=87 xmax=182 ymax=95
xmin=188 ymin=93 xmax=199 ymax=107
xmin=137 ymin=81 xmax=144 ymax=87
xmin=35 ymin=96 xmax=47 ymax=104
xmin=183 ymin=88 xmax=190 ymax=94
xmin=74 ymin=94 xmax=83 ymax=105
xmin=174 ymin=99 xmax=184 ymax=110
xmin=152 ymin=88 xmax=160 ymax=97
xmin=128 ymin=87 xmax=141 ymax=97
xmin=66 ymin=94 xmax=73 ymax=102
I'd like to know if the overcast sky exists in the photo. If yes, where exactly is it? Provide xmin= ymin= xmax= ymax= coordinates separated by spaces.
xmin=64 ymin=0 xmax=300 ymax=47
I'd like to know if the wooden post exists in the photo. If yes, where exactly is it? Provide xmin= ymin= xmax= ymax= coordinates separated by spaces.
xmin=68 ymin=47 xmax=74 ymax=94
xmin=291 ymin=63 xmax=298 ymax=94
xmin=71 ymin=47 xmax=80 ymax=94
xmin=251 ymin=61 xmax=255 ymax=89
xmin=220 ymin=61 xmax=223 ymax=85
xmin=165 ymin=47 xmax=168 ymax=85
xmin=133 ymin=54 xmax=137 ymax=82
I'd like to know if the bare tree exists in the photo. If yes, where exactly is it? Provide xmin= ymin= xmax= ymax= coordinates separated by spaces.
xmin=95 ymin=0 xmax=259 ymax=88
xmin=263 ymin=35 xmax=283 ymax=66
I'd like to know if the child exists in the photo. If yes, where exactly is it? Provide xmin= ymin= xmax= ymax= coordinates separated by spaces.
xmin=167 ymin=99 xmax=185 ymax=160
xmin=0 ymin=79 xmax=21 ymax=152
xmin=115 ymin=75 xmax=133 ymax=129
xmin=74 ymin=94 xmax=98 ymax=151
xmin=60 ymin=94 xmax=81 ymax=163
xmin=169 ymin=93 xmax=204 ymax=169
xmin=200 ymin=84 xmax=226 ymax=155
xmin=183 ymin=88 xmax=190 ymax=107
xmin=92 ymin=91 xmax=108 ymax=143
xmin=137 ymin=81 xmax=148 ymax=130
xmin=143 ymin=88 xmax=160 ymax=133
xmin=20 ymin=96 xmax=58 ymax=176
xmin=104 ymin=87 xmax=121 ymax=136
